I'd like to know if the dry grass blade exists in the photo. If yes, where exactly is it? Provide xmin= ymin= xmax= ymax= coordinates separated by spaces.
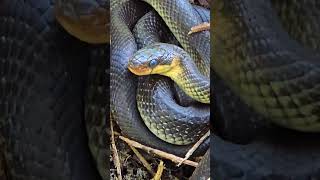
xmin=178 ymin=130 xmax=210 ymax=167
xmin=119 ymin=136 xmax=199 ymax=167
xmin=110 ymin=118 xmax=122 ymax=180
xmin=152 ymin=161 xmax=165 ymax=180
xmin=129 ymin=145 xmax=155 ymax=176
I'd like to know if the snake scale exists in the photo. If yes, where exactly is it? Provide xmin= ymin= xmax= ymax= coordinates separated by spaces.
xmin=28 ymin=0 xmax=320 ymax=179
xmin=111 ymin=0 xmax=211 ymax=158
xmin=131 ymin=8 xmax=210 ymax=179
xmin=0 ymin=0 xmax=102 ymax=179
xmin=212 ymin=0 xmax=320 ymax=179
xmin=0 ymin=0 xmax=212 ymax=179
xmin=111 ymin=0 xmax=210 ymax=178
xmin=213 ymin=0 xmax=320 ymax=131
xmin=54 ymin=0 xmax=109 ymax=179
xmin=6 ymin=0 xmax=320 ymax=179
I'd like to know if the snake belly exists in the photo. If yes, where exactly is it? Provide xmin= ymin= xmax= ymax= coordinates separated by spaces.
xmin=111 ymin=0 xmax=210 ymax=156
xmin=213 ymin=0 xmax=320 ymax=131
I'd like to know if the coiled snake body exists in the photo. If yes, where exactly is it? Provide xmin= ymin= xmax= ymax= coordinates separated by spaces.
xmin=213 ymin=0 xmax=320 ymax=179
xmin=111 ymin=0 xmax=210 ymax=156
xmin=54 ymin=0 xmax=108 ymax=179
xmin=213 ymin=0 xmax=320 ymax=131
xmin=0 ymin=0 xmax=102 ymax=179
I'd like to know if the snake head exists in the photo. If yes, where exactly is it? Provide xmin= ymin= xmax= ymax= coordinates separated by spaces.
xmin=128 ymin=43 xmax=182 ymax=77
xmin=54 ymin=0 xmax=108 ymax=44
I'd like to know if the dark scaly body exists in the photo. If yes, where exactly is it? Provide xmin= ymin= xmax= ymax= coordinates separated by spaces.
xmin=85 ymin=47 xmax=108 ymax=180
xmin=213 ymin=0 xmax=320 ymax=131
xmin=271 ymin=0 xmax=320 ymax=51
xmin=111 ymin=0 xmax=209 ymax=156
xmin=0 ymin=0 xmax=100 ymax=179
xmin=132 ymin=11 xmax=210 ymax=145
xmin=54 ymin=1 xmax=109 ymax=179
xmin=213 ymin=0 xmax=320 ymax=179
xmin=128 ymin=2 xmax=211 ymax=177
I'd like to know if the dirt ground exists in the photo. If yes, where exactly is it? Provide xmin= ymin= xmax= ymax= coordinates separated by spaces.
xmin=109 ymin=120 xmax=205 ymax=179
xmin=110 ymin=134 xmax=198 ymax=179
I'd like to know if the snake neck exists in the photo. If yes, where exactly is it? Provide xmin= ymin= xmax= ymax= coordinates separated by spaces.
xmin=165 ymin=59 xmax=210 ymax=104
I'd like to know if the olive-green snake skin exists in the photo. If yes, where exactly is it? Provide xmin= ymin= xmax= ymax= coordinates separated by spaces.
xmin=129 ymin=43 xmax=210 ymax=104
xmin=213 ymin=0 xmax=320 ymax=179
xmin=213 ymin=0 xmax=320 ymax=132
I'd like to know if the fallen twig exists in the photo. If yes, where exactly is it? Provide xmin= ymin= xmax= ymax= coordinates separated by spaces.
xmin=113 ymin=131 xmax=121 ymax=136
xmin=110 ymin=118 xmax=122 ymax=180
xmin=188 ymin=22 xmax=210 ymax=35
xmin=129 ymin=145 xmax=155 ymax=176
xmin=178 ymin=131 xmax=210 ymax=167
xmin=119 ymin=136 xmax=199 ymax=167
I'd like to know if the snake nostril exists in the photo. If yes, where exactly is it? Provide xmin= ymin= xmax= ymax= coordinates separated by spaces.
xmin=128 ymin=60 xmax=138 ymax=67
xmin=128 ymin=59 xmax=144 ymax=70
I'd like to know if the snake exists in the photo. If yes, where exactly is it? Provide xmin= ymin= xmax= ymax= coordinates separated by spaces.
xmin=111 ymin=0 xmax=210 ymax=159
xmin=2 ymin=1 xmax=210 ymax=179
xmin=55 ymin=0 xmax=209 ymax=178
xmin=51 ymin=0 xmax=320 ymax=179
xmin=54 ymin=0 xmax=108 ymax=179
xmin=54 ymin=0 xmax=109 ymax=44
xmin=110 ymin=0 xmax=211 ymax=179
xmin=130 ymin=8 xmax=211 ymax=179
xmin=0 ymin=0 xmax=102 ymax=179
xmin=212 ymin=0 xmax=320 ymax=179
xmin=213 ymin=0 xmax=320 ymax=132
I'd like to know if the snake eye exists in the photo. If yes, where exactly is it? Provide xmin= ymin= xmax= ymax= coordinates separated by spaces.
xmin=149 ymin=59 xmax=158 ymax=68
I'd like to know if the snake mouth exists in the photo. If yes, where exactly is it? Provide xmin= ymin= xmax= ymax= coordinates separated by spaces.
xmin=54 ymin=7 xmax=108 ymax=44
xmin=128 ymin=65 xmax=152 ymax=75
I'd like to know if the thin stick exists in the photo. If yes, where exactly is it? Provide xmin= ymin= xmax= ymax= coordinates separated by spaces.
xmin=129 ymin=145 xmax=155 ymax=176
xmin=152 ymin=161 xmax=165 ymax=180
xmin=113 ymin=131 xmax=121 ymax=136
xmin=177 ymin=131 xmax=210 ymax=167
xmin=119 ymin=136 xmax=199 ymax=167
xmin=188 ymin=22 xmax=210 ymax=35
xmin=110 ymin=118 xmax=122 ymax=180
